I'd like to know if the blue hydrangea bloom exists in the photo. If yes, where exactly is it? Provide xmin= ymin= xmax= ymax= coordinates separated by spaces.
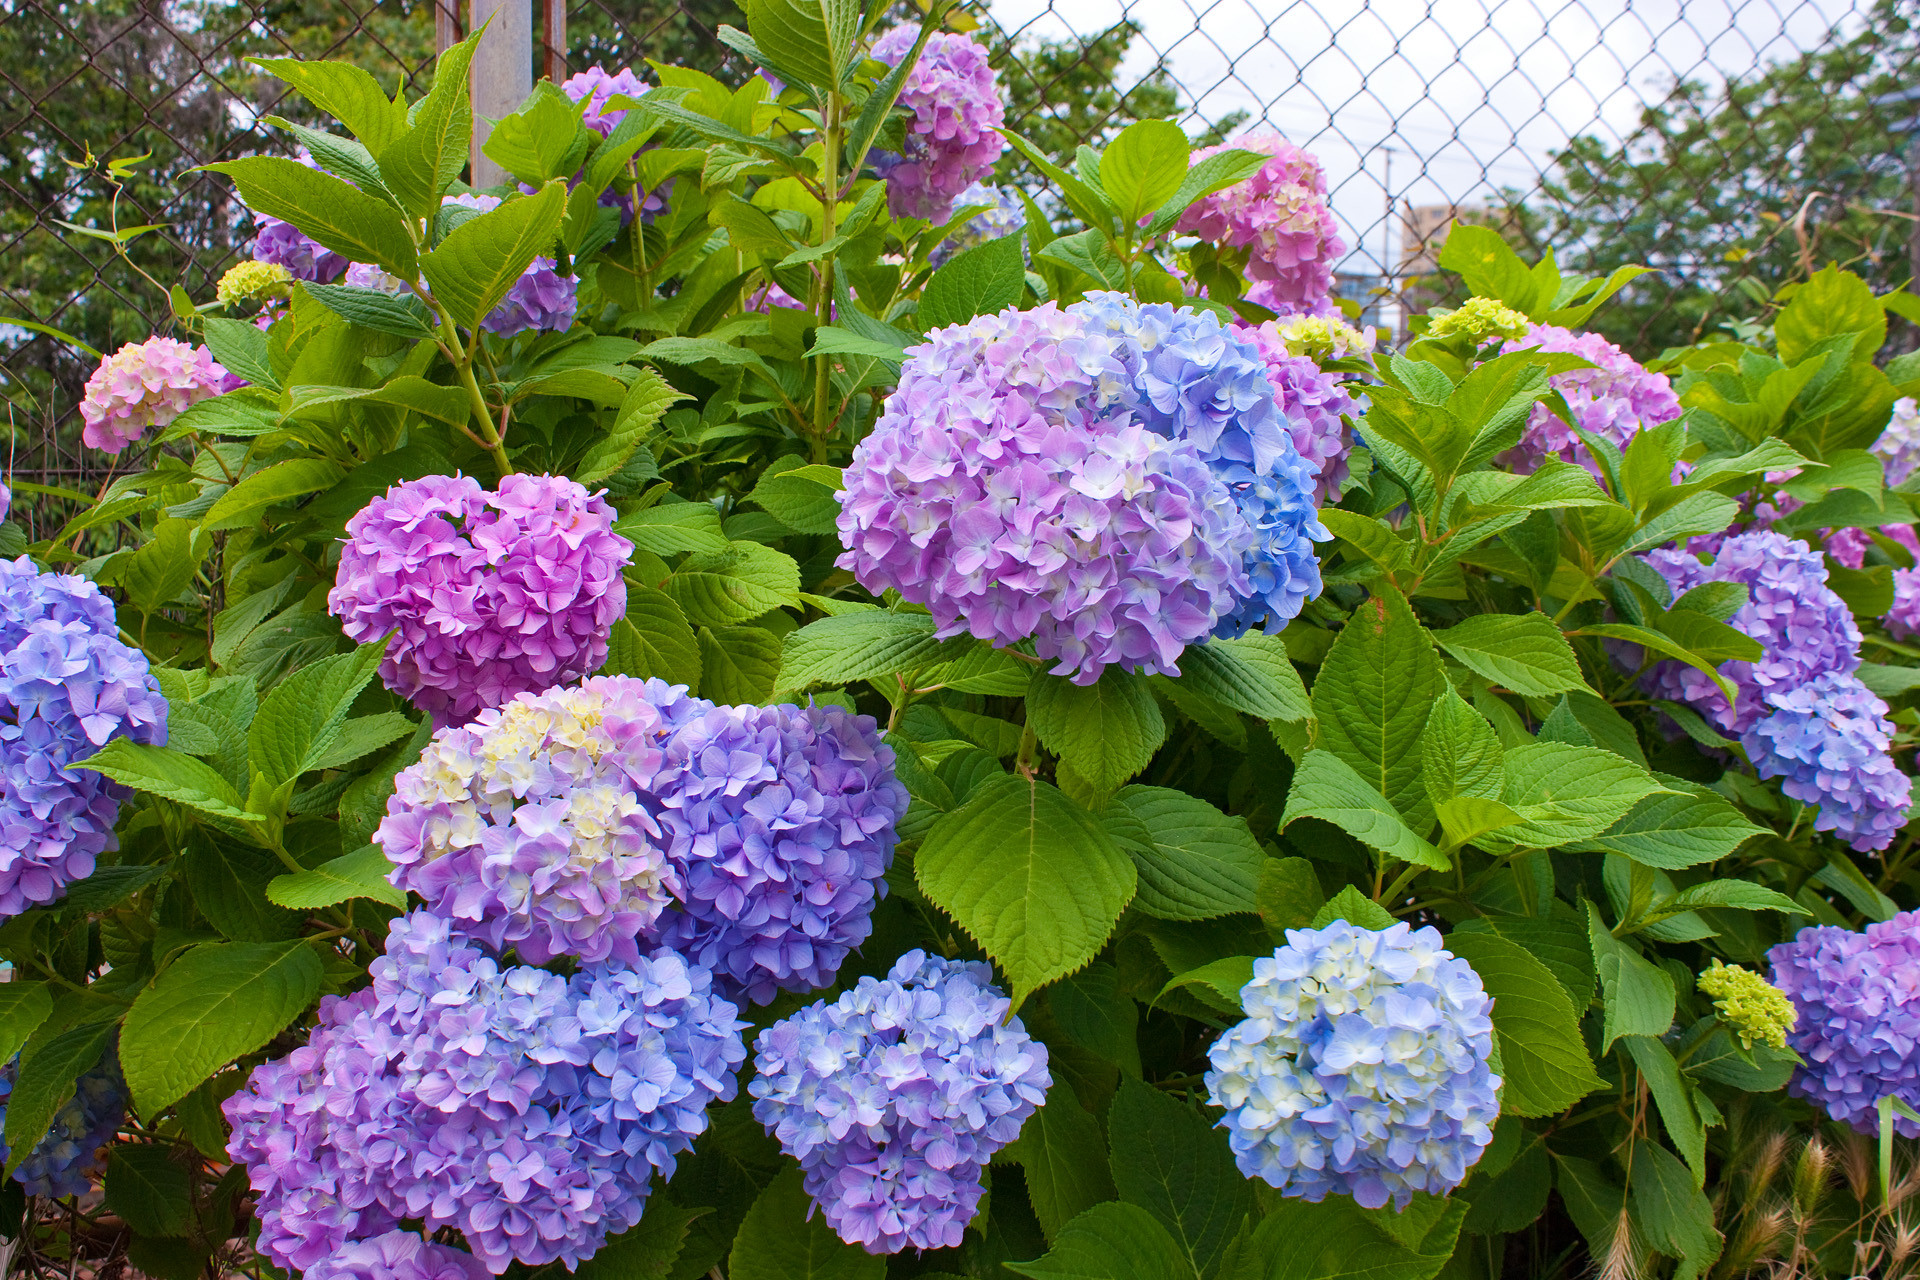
xmin=0 ymin=1050 xmax=127 ymax=1198
xmin=1205 ymin=921 xmax=1501 ymax=1210
xmin=1770 ymin=911 xmax=1920 ymax=1137
xmin=223 ymin=912 xmax=746 ymax=1274
xmin=307 ymin=1231 xmax=492 ymax=1280
xmin=1072 ymin=291 xmax=1328 ymax=637
xmin=1744 ymin=671 xmax=1912 ymax=852
xmin=931 ymin=182 xmax=1025 ymax=266
xmin=0 ymin=556 xmax=168 ymax=918
xmin=750 ymin=950 xmax=1051 ymax=1254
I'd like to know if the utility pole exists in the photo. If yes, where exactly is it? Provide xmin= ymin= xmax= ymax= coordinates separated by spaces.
xmin=467 ymin=0 xmax=532 ymax=189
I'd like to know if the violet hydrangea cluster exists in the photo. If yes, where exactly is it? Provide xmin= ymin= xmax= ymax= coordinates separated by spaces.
xmin=223 ymin=911 xmax=746 ymax=1276
xmin=328 ymin=472 xmax=631 ymax=725
xmin=0 ymin=1051 xmax=127 ymax=1198
xmin=80 ymin=336 xmax=238 ymax=454
xmin=1498 ymin=323 xmax=1682 ymax=477
xmin=869 ymin=26 xmax=1006 ymax=221
xmin=376 ymin=675 xmax=908 ymax=1005
xmin=438 ymin=196 xmax=578 ymax=335
xmin=0 ymin=557 xmax=168 ymax=918
xmin=750 ymin=950 xmax=1050 ymax=1254
xmin=558 ymin=64 xmax=647 ymax=136
xmin=1744 ymin=672 xmax=1912 ymax=851
xmin=1176 ymin=132 xmax=1344 ymax=316
xmin=1234 ymin=316 xmax=1361 ymax=504
xmin=931 ymin=181 xmax=1025 ymax=266
xmin=1769 ymin=911 xmax=1920 ymax=1137
xmin=308 ymin=1233 xmax=493 ymax=1280
xmin=1205 ymin=920 xmax=1501 ymax=1210
xmin=247 ymin=149 xmax=349 ymax=283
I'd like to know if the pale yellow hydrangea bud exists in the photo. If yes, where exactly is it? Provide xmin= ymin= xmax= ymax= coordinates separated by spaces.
xmin=1699 ymin=959 xmax=1797 ymax=1050
xmin=1271 ymin=314 xmax=1377 ymax=361
xmin=216 ymin=260 xmax=293 ymax=306
xmin=1426 ymin=295 xmax=1530 ymax=342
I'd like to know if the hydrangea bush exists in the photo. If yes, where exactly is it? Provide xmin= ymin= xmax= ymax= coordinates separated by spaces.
xmin=14 ymin=14 xmax=1920 ymax=1280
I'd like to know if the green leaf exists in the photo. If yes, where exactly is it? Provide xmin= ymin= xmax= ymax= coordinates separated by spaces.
xmin=1027 ymin=669 xmax=1167 ymax=795
xmin=305 ymin=712 xmax=414 ymax=773
xmin=1107 ymin=785 xmax=1263 ymax=920
xmin=775 ymin=611 xmax=946 ymax=694
xmin=76 ymin=740 xmax=263 ymax=821
xmin=105 ymin=1146 xmax=192 ymax=1237
xmin=1241 ymin=1193 xmax=1467 ymax=1280
xmin=248 ymin=641 xmax=387 ymax=787
xmin=1452 ymin=912 xmax=1595 ymax=1011
xmin=202 ymin=458 xmax=348 ymax=531
xmin=665 ymin=542 xmax=802 ymax=626
xmin=184 ymin=839 xmax=301 ymax=941
xmin=200 ymin=157 xmax=416 ymax=277
xmin=1647 ymin=879 xmax=1804 ymax=920
xmin=120 ymin=940 xmax=324 ymax=1115
xmin=1156 ymin=956 xmax=1255 ymax=1012
xmin=1176 ymin=634 xmax=1312 ymax=722
xmin=0 ymin=984 xmax=52 ymax=1067
xmin=1777 ymin=265 xmax=1886 ymax=365
xmin=1281 ymin=750 xmax=1448 ymax=870
xmin=1035 ymin=228 xmax=1128 ymax=290
xmin=248 ymin=56 xmax=407 ymax=152
xmin=739 ymin=0 xmax=858 ymax=91
xmin=1106 ymin=1078 xmax=1254 ymax=1278
xmin=1052 ymin=962 xmax=1140 ymax=1074
xmin=1622 ymin=1037 xmax=1711 ymax=1184
xmin=1310 ymin=884 xmax=1397 ymax=931
xmin=301 ymin=282 xmax=439 ymax=338
xmin=748 ymin=457 xmax=844 ymax=535
xmin=576 ymin=369 xmax=687 ymax=485
xmin=917 ymin=774 xmax=1135 ymax=1007
xmin=1627 ymin=1139 xmax=1723 ymax=1279
xmin=1613 ymin=492 xmax=1740 ymax=561
xmin=482 ymin=81 xmax=593 ymax=184
xmin=418 ymin=182 xmax=568 ymax=333
xmin=698 ymin=626 xmax=782 ymax=704
xmin=1480 ymin=743 xmax=1667 ymax=851
xmin=1566 ymin=789 xmax=1765 ymax=868
xmin=1004 ymin=1202 xmax=1189 ymax=1280
xmin=1445 ymin=930 xmax=1605 ymax=1117
xmin=1311 ymin=587 xmax=1445 ymax=832
xmin=201 ymin=316 xmax=277 ymax=390
xmin=919 ymin=232 xmax=1027 ymax=331
xmin=1098 ymin=120 xmax=1190 ymax=224
xmin=1437 ymin=223 xmax=1542 ymax=314
xmin=377 ymin=32 xmax=479 ymax=218
xmin=617 ymin=504 xmax=729 ymax=556
xmin=1006 ymin=1075 xmax=1117 ymax=1242
xmin=1420 ymin=686 xmax=1504 ymax=806
xmin=1143 ymin=146 xmax=1267 ymax=235
xmin=604 ymin=586 xmax=702 ymax=687
xmin=268 ymin=844 xmax=406 ymax=910
xmin=1573 ymin=621 xmax=1739 ymax=706
xmin=1588 ymin=902 xmax=1676 ymax=1050
xmin=6 ymin=1021 xmax=115 ymax=1175
xmin=1431 ymin=612 xmax=1587 ymax=696
xmin=103 ymin=518 xmax=209 ymax=616
xmin=574 ymin=1193 xmax=702 ymax=1280
xmin=728 ymin=1167 xmax=883 ymax=1280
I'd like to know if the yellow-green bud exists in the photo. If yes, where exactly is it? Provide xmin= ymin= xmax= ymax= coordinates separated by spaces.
xmin=1425 ymin=296 xmax=1530 ymax=342
xmin=1271 ymin=314 xmax=1376 ymax=362
xmin=1698 ymin=959 xmax=1796 ymax=1051
xmin=216 ymin=260 xmax=293 ymax=306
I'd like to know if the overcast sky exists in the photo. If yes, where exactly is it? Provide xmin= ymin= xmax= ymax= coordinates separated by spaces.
xmin=988 ymin=0 xmax=1870 ymax=280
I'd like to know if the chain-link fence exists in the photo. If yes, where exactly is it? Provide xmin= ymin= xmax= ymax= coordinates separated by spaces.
xmin=6 ymin=0 xmax=1920 ymax=513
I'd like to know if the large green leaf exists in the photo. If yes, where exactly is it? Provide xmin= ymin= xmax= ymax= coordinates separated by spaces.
xmin=376 ymin=31 xmax=479 ymax=218
xmin=1445 ymin=930 xmax=1605 ymax=1117
xmin=1004 ymin=1202 xmax=1189 ymax=1280
xmin=248 ymin=56 xmax=408 ymax=152
xmin=1241 ymin=1193 xmax=1467 ymax=1280
xmin=200 ymin=158 xmax=416 ymax=277
xmin=202 ymin=459 xmax=348 ymax=532
xmin=1107 ymin=1078 xmax=1254 ymax=1277
xmin=1566 ymin=788 xmax=1766 ymax=868
xmin=604 ymin=586 xmax=702 ymax=687
xmin=0 ymin=984 xmax=52 ymax=1068
xmin=1479 ymin=743 xmax=1667 ymax=851
xmin=697 ymin=626 xmax=782 ymax=704
xmin=1310 ymin=587 xmax=1445 ymax=831
xmin=736 ymin=0 xmax=858 ymax=90
xmin=917 ymin=774 xmax=1135 ymax=1006
xmin=576 ymin=369 xmax=687 ymax=485
xmin=105 ymin=1146 xmax=193 ymax=1238
xmin=1431 ymin=612 xmax=1587 ymax=696
xmin=183 ymin=839 xmax=301 ymax=941
xmin=1176 ymin=634 xmax=1312 ymax=722
xmin=919 ymin=232 xmax=1026 ymax=331
xmin=248 ymin=640 xmax=387 ymax=787
xmin=1106 ymin=785 xmax=1263 ymax=920
xmin=1281 ymin=750 xmax=1448 ymax=870
xmin=268 ymin=843 xmax=407 ymax=910
xmin=748 ymin=457 xmax=844 ymax=535
xmin=1587 ymin=902 xmax=1676 ymax=1050
xmin=774 ymin=611 xmax=947 ymax=694
xmin=418 ymin=182 xmax=568 ymax=333
xmin=728 ymin=1167 xmax=882 ymax=1280
xmin=1026 ymin=669 xmax=1167 ymax=795
xmin=665 ymin=542 xmax=803 ymax=626
xmin=1420 ymin=686 xmax=1504 ymax=806
xmin=5 ymin=1021 xmax=115 ymax=1175
xmin=77 ymin=740 xmax=263 ymax=822
xmin=574 ymin=1192 xmax=700 ymax=1280
xmin=1007 ymin=1076 xmax=1115 ymax=1242
xmin=1098 ymin=120 xmax=1190 ymax=224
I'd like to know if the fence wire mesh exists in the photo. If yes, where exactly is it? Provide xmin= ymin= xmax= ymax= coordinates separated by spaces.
xmin=4 ymin=0 xmax=1920 ymax=512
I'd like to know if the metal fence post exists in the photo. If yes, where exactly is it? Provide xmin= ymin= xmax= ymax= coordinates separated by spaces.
xmin=469 ymin=0 xmax=533 ymax=189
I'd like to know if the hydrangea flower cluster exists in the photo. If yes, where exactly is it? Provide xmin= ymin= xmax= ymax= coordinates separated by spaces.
xmin=1498 ymin=323 xmax=1681 ymax=476
xmin=308 ymin=1233 xmax=493 ymax=1280
xmin=1876 ymin=396 xmax=1920 ymax=487
xmin=1427 ymin=296 xmax=1530 ymax=342
xmin=837 ymin=298 xmax=1326 ymax=681
xmin=80 ymin=336 xmax=238 ymax=454
xmin=931 ymin=182 xmax=1025 ymax=265
xmin=0 ymin=557 xmax=168 ymax=918
xmin=216 ymin=259 xmax=292 ymax=306
xmin=1205 ymin=920 xmax=1501 ymax=1210
xmin=1698 ymin=960 xmax=1796 ymax=1051
xmin=344 ymin=262 xmax=405 ymax=294
xmin=750 ymin=950 xmax=1050 ymax=1254
xmin=223 ymin=912 xmax=746 ymax=1275
xmin=0 ymin=1051 xmax=127 ymax=1198
xmin=558 ymin=64 xmax=647 ymax=136
xmin=1743 ymin=671 xmax=1912 ymax=851
xmin=1266 ymin=313 xmax=1377 ymax=362
xmin=378 ymin=676 xmax=908 ymax=1004
xmin=1177 ymin=132 xmax=1344 ymax=315
xmin=328 ymin=472 xmax=631 ymax=725
xmin=870 ymin=27 xmax=1006 ymax=221
xmin=435 ymin=197 xmax=578 ymax=334
xmin=1234 ymin=317 xmax=1362 ymax=504
xmin=1769 ymin=911 xmax=1920 ymax=1137
xmin=249 ymin=150 xmax=348 ymax=283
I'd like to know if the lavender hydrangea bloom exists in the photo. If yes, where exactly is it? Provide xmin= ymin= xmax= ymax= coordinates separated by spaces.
xmin=1205 ymin=921 xmax=1501 ymax=1210
xmin=651 ymin=699 xmax=910 ymax=1005
xmin=224 ymin=912 xmax=746 ymax=1275
xmin=0 ymin=558 xmax=168 ymax=918
xmin=253 ymin=216 xmax=348 ymax=284
xmin=81 ymin=336 xmax=237 ymax=454
xmin=328 ymin=473 xmax=631 ymax=725
xmin=1234 ymin=318 xmax=1361 ymax=504
xmin=1638 ymin=531 xmax=1861 ymax=735
xmin=1498 ymin=323 xmax=1681 ymax=477
xmin=558 ymin=64 xmax=647 ymax=136
xmin=1177 ymin=133 xmax=1344 ymax=315
xmin=750 ymin=950 xmax=1050 ymax=1254
xmin=1770 ymin=911 xmax=1920 ymax=1137
xmin=836 ymin=303 xmax=1258 ymax=683
xmin=931 ymin=182 xmax=1025 ymax=266
xmin=1743 ymin=672 xmax=1912 ymax=851
xmin=1877 ymin=396 xmax=1920 ymax=487
xmin=0 ymin=1051 xmax=127 ymax=1198
xmin=308 ymin=1233 xmax=492 ymax=1280
xmin=481 ymin=258 xmax=577 ymax=337
xmin=870 ymin=27 xmax=1006 ymax=221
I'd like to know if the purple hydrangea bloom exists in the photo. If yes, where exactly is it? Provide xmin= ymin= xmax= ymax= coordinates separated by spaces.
xmin=1498 ymin=323 xmax=1681 ymax=477
xmin=0 ymin=558 xmax=168 ymax=918
xmin=1638 ymin=531 xmax=1861 ymax=735
xmin=1743 ymin=672 xmax=1912 ymax=851
xmin=931 ymin=182 xmax=1025 ymax=266
xmin=328 ymin=473 xmax=631 ymax=725
xmin=835 ymin=302 xmax=1260 ymax=683
xmin=344 ymin=262 xmax=404 ymax=293
xmin=1177 ymin=133 xmax=1344 ymax=316
xmin=0 ymin=1051 xmax=126 ymax=1198
xmin=1877 ymin=397 xmax=1920 ymax=487
xmin=1234 ymin=318 xmax=1359 ymax=504
xmin=651 ymin=699 xmax=910 ymax=1006
xmin=870 ymin=27 xmax=1006 ymax=221
xmin=308 ymin=1232 xmax=492 ymax=1280
xmin=1770 ymin=911 xmax=1920 ymax=1137
xmin=224 ymin=912 xmax=746 ymax=1275
xmin=253 ymin=217 xmax=348 ymax=284
xmin=558 ymin=64 xmax=647 ymax=137
xmin=481 ymin=258 xmax=577 ymax=337
xmin=750 ymin=950 xmax=1050 ymax=1254
xmin=1206 ymin=921 xmax=1501 ymax=1210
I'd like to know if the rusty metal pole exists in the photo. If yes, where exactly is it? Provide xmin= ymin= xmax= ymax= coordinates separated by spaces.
xmin=434 ymin=0 xmax=461 ymax=56
xmin=468 ymin=0 xmax=532 ymax=189
xmin=540 ymin=0 xmax=567 ymax=85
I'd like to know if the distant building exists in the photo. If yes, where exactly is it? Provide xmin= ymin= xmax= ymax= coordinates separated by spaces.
xmin=1332 ymin=272 xmax=1387 ymax=331
xmin=1396 ymin=201 xmax=1524 ymax=318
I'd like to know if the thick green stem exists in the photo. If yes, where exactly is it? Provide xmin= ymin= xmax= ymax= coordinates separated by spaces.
xmin=811 ymin=92 xmax=843 ymax=458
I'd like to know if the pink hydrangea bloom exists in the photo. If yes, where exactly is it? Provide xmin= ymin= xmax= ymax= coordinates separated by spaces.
xmin=870 ymin=27 xmax=1006 ymax=221
xmin=1498 ymin=323 xmax=1681 ymax=477
xmin=1177 ymin=133 xmax=1344 ymax=315
xmin=327 ymin=473 xmax=632 ymax=725
xmin=79 ymin=337 xmax=236 ymax=454
xmin=1234 ymin=319 xmax=1362 ymax=504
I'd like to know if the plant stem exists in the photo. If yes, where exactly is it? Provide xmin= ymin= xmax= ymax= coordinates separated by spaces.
xmin=811 ymin=91 xmax=843 ymax=459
